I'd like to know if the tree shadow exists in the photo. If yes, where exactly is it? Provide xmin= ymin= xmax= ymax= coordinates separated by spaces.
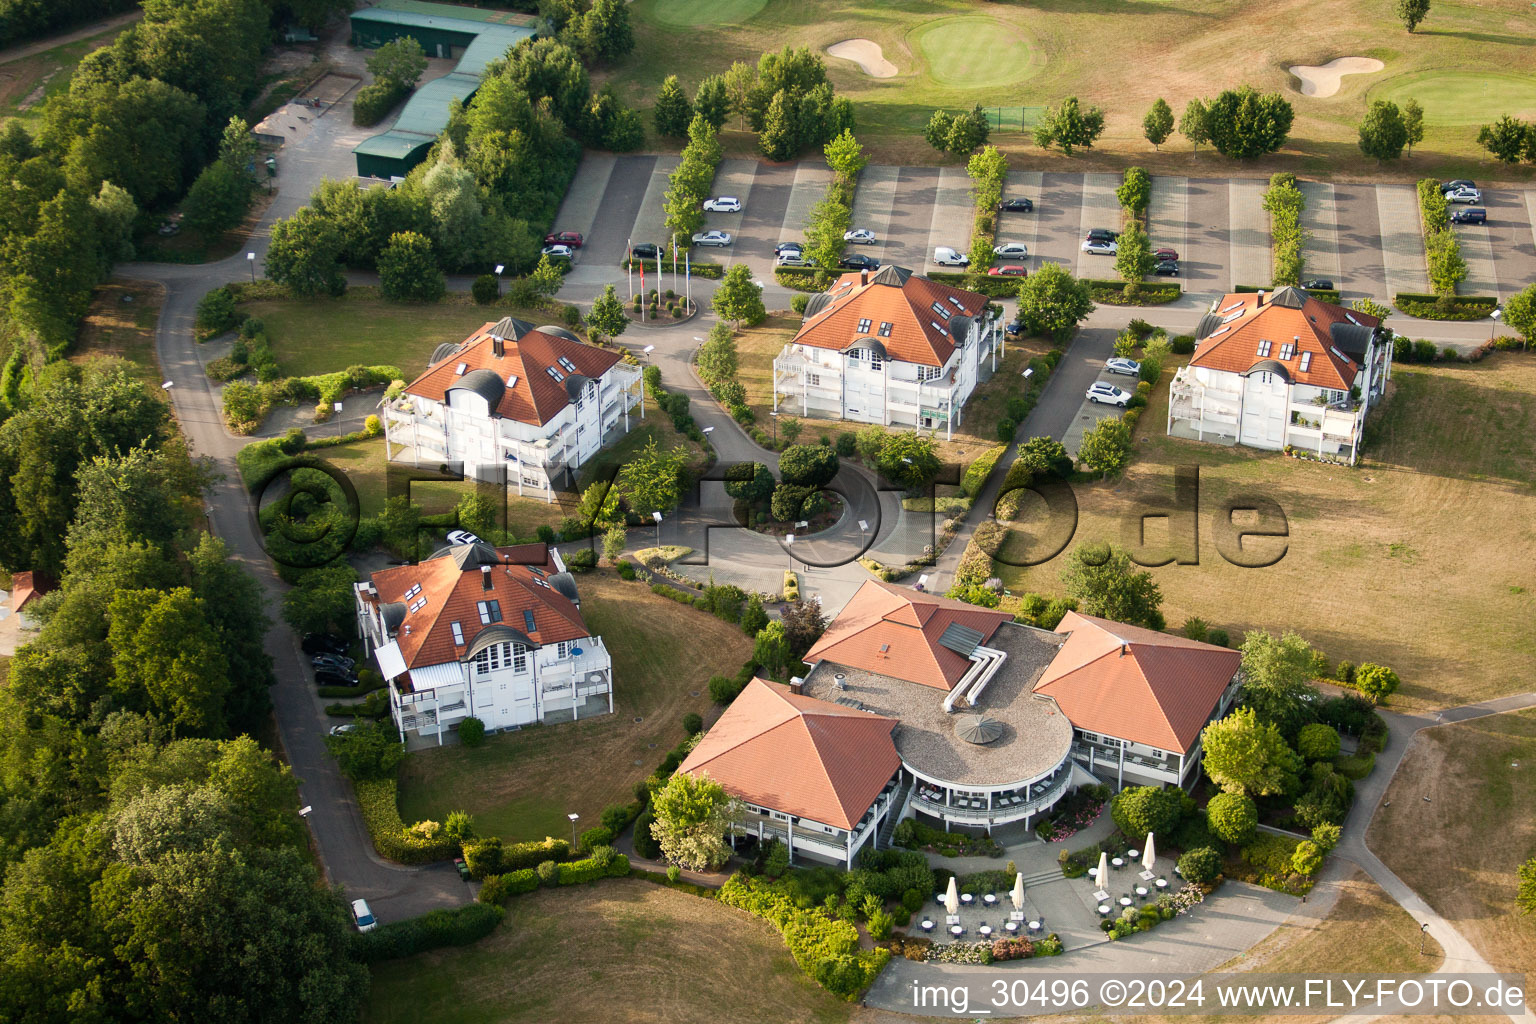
xmin=1417 ymin=28 xmax=1536 ymax=48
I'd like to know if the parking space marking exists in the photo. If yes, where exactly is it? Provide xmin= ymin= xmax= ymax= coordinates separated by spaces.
xmin=1228 ymin=178 xmax=1271 ymax=289
xmin=1075 ymin=173 xmax=1120 ymax=278
xmin=885 ymin=167 xmax=937 ymax=272
xmin=733 ymin=161 xmax=796 ymax=281
xmin=578 ymin=155 xmax=656 ymax=267
xmin=1001 ymin=170 xmax=1043 ymax=268
xmin=1457 ymin=219 xmax=1499 ymax=298
xmin=628 ymin=155 xmax=682 ymax=253
xmin=851 ymin=165 xmax=900 ymax=264
xmin=923 ymin=166 xmax=973 ymax=275
xmin=1184 ymin=178 xmax=1230 ymax=301
xmin=1478 ymin=189 xmax=1536 ymax=301
xmin=1375 ymin=184 xmax=1429 ymax=296
xmin=1148 ymin=175 xmax=1187 ymax=257
xmin=780 ymin=162 xmax=834 ymax=243
xmin=1035 ymin=173 xmax=1085 ymax=271
xmin=702 ymin=158 xmax=758 ymax=245
xmin=1299 ymin=180 xmax=1342 ymax=287
xmin=1331 ymin=184 xmax=1388 ymax=304
xmin=552 ymin=153 xmax=614 ymax=244
xmin=1062 ymin=394 xmax=1128 ymax=458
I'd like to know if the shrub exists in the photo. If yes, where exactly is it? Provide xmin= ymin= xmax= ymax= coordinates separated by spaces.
xmin=791 ymin=293 xmax=810 ymax=314
xmin=1297 ymin=722 xmax=1341 ymax=761
xmin=1207 ymin=628 xmax=1229 ymax=647
xmin=1336 ymin=660 xmax=1356 ymax=684
xmin=1170 ymin=333 xmax=1195 ymax=354
xmin=472 ymin=274 xmax=499 ymax=304
xmin=1178 ymin=846 xmax=1223 ymax=884
xmin=536 ymin=860 xmax=560 ymax=887
xmin=617 ymin=560 xmax=636 ymax=580
xmin=353 ymin=80 xmax=409 ymax=127
xmin=1206 ymin=792 xmax=1258 ymax=845
xmin=633 ymin=807 xmax=661 ymax=859
xmin=961 ymin=444 xmax=1005 ymax=500
xmin=195 ymin=286 xmax=242 ymax=338
xmin=1353 ymin=663 xmax=1401 ymax=704
xmin=683 ymin=712 xmax=703 ymax=735
xmin=352 ymin=903 xmax=504 ymax=963
xmin=579 ymin=826 xmax=614 ymax=853
xmin=1111 ymin=785 xmax=1185 ymax=841
xmin=458 ymin=716 xmax=486 ymax=747
xmin=566 ymin=547 xmax=598 ymax=572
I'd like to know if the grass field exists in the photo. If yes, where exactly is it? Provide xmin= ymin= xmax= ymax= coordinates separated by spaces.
xmin=237 ymin=289 xmax=574 ymax=380
xmin=395 ymin=572 xmax=751 ymax=841
xmin=990 ymin=353 xmax=1536 ymax=711
xmin=0 ymin=25 xmax=129 ymax=128
xmin=731 ymin=315 xmax=1048 ymax=467
xmin=604 ymin=0 xmax=1536 ymax=179
xmin=1368 ymin=710 xmax=1536 ymax=1002
xmin=366 ymin=879 xmax=852 ymax=1024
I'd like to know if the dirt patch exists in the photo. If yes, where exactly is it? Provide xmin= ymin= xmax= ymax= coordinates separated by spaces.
xmin=827 ymin=38 xmax=897 ymax=79
xmin=1289 ymin=56 xmax=1384 ymax=97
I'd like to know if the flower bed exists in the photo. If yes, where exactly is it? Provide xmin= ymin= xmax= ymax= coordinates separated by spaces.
xmin=1034 ymin=784 xmax=1108 ymax=842
xmin=893 ymin=817 xmax=1004 ymax=858
xmin=1086 ymin=280 xmax=1182 ymax=306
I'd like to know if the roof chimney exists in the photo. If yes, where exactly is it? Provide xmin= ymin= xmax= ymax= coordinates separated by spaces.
xmin=481 ymin=564 xmax=493 ymax=591
xmin=789 ymin=676 xmax=804 ymax=694
xmin=860 ymin=268 xmax=869 ymax=286
xmin=1119 ymin=643 xmax=1129 ymax=657
xmin=1257 ymin=290 xmax=1266 ymax=306
xmin=834 ymin=672 xmax=847 ymax=690
xmin=492 ymin=336 xmax=504 ymax=358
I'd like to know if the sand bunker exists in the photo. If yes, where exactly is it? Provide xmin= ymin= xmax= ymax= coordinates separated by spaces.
xmin=1289 ymin=56 xmax=1385 ymax=98
xmin=828 ymin=39 xmax=898 ymax=79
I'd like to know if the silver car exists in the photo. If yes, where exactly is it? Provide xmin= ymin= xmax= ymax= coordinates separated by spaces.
xmin=1105 ymin=357 xmax=1141 ymax=377
xmin=844 ymin=228 xmax=877 ymax=244
xmin=993 ymin=242 xmax=1029 ymax=259
xmin=691 ymin=230 xmax=733 ymax=247
xmin=1081 ymin=239 xmax=1118 ymax=255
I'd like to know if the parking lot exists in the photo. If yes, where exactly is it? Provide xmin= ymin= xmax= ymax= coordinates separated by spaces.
xmin=555 ymin=155 xmax=1536 ymax=308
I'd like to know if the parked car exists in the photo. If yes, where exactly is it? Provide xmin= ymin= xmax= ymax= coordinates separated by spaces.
xmin=702 ymin=196 xmax=741 ymax=212
xmin=844 ymin=228 xmax=877 ymax=244
xmin=1081 ymin=239 xmax=1118 ymax=255
xmin=540 ymin=244 xmax=574 ymax=260
xmin=1153 ymin=260 xmax=1180 ymax=277
xmin=1300 ymin=279 xmax=1334 ymax=290
xmin=631 ymin=243 xmax=661 ymax=260
xmin=691 ymin=230 xmax=732 ymax=247
xmin=775 ymin=242 xmax=804 ymax=255
xmin=839 ymin=253 xmax=880 ymax=271
xmin=312 ymin=653 xmax=356 ymax=673
xmin=1440 ymin=179 xmax=1476 ymax=195
xmin=446 ymin=529 xmax=482 ymax=546
xmin=1086 ymin=382 xmax=1132 ymax=407
xmin=987 ymin=265 xmax=1028 ymax=277
xmin=1105 ymin=357 xmax=1141 ymax=377
xmin=1085 ymin=228 xmax=1119 ymax=242
xmin=1451 ymin=208 xmax=1487 ymax=224
xmin=998 ymin=197 xmax=1034 ymax=212
xmin=315 ymin=668 xmax=358 ymax=687
xmin=1005 ymin=318 xmax=1025 ymax=338
xmin=351 ymin=898 xmax=378 ymax=933
xmin=1152 ymin=247 xmax=1179 ymax=262
xmin=302 ymin=633 xmax=349 ymax=657
xmin=330 ymin=722 xmax=361 ymax=737
xmin=993 ymin=242 xmax=1029 ymax=259
xmin=776 ymin=251 xmax=811 ymax=267
xmin=933 ymin=246 xmax=969 ymax=266
xmin=543 ymin=230 xmax=583 ymax=248
xmin=1446 ymin=187 xmax=1482 ymax=204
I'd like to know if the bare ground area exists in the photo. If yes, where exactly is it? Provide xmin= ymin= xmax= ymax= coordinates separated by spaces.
xmin=1367 ymin=709 xmax=1536 ymax=1001
xmin=73 ymin=278 xmax=166 ymax=382
xmin=994 ymin=354 xmax=1536 ymax=711
xmin=367 ymin=879 xmax=853 ymax=1024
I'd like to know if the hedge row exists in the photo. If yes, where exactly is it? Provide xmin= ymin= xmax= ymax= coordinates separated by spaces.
xmin=1087 ymin=281 xmax=1181 ymax=306
xmin=716 ymin=873 xmax=891 ymax=1001
xmin=1262 ymin=172 xmax=1306 ymax=286
xmin=352 ymin=902 xmax=503 ymax=963
xmin=926 ymin=271 xmax=1026 ymax=299
xmin=775 ymin=267 xmax=830 ymax=293
xmin=353 ymin=80 xmax=409 ymax=128
xmin=223 ymin=364 xmax=401 ymax=434
xmin=477 ymin=847 xmax=632 ymax=904
xmin=960 ymin=444 xmax=1006 ymax=500
xmin=1234 ymin=284 xmax=1341 ymax=304
xmin=1416 ymin=178 xmax=1467 ymax=297
xmin=356 ymin=779 xmax=459 ymax=864
xmin=1394 ymin=292 xmax=1497 ymax=321
xmin=620 ymin=256 xmax=724 ymax=279
xmin=461 ymin=835 xmax=573 ymax=879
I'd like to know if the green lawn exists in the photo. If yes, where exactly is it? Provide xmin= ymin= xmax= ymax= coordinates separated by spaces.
xmin=366 ymin=880 xmax=852 ymax=1024
xmin=1369 ymin=69 xmax=1536 ymax=126
xmin=238 ymin=289 xmax=568 ymax=380
xmin=913 ymin=16 xmax=1041 ymax=90
xmin=0 ymin=26 xmax=129 ymax=128
xmin=395 ymin=573 xmax=752 ymax=841
xmin=648 ymin=0 xmax=768 ymax=27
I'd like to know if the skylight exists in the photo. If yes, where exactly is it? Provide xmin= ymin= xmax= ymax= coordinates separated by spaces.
xmin=1279 ymin=342 xmax=1294 ymax=360
xmin=1299 ymin=352 xmax=1312 ymax=372
xmin=878 ymin=322 xmax=893 ymax=337
xmin=1221 ymin=309 xmax=1245 ymax=324
xmin=1345 ymin=313 xmax=1361 ymax=326
xmin=408 ymin=597 xmax=427 ymax=614
xmin=1257 ymin=340 xmax=1272 ymax=357
xmin=477 ymin=599 xmax=503 ymax=624
xmin=856 ymin=318 xmax=871 ymax=333
xmin=557 ymin=356 xmax=576 ymax=373
xmin=454 ymin=363 xmax=468 ymax=375
xmin=930 ymin=322 xmax=948 ymax=336
xmin=1207 ymin=326 xmax=1231 ymax=340
xmin=1219 ymin=301 xmax=1244 ymax=314
xmin=506 ymin=375 xmax=518 ymax=388
xmin=930 ymin=302 xmax=951 ymax=321
xmin=947 ymin=296 xmax=965 ymax=310
xmin=523 ymin=609 xmax=536 ymax=632
xmin=403 ymin=583 xmax=421 ymax=600
xmin=451 ymin=622 xmax=464 ymax=645
xmin=546 ymin=367 xmax=564 ymax=382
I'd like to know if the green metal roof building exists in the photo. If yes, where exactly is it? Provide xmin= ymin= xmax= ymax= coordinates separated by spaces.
xmin=350 ymin=0 xmax=536 ymax=179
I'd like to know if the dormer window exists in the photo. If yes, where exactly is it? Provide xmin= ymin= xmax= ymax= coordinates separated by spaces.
xmin=856 ymin=318 xmax=871 ymax=333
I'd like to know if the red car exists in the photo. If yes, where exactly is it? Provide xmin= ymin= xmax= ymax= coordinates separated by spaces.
xmin=987 ymin=265 xmax=1028 ymax=277
xmin=1153 ymin=247 xmax=1179 ymax=262
xmin=543 ymin=231 xmax=584 ymax=248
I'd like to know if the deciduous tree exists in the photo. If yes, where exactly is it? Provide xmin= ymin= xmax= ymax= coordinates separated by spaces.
xmin=653 ymin=74 xmax=694 ymax=137
xmin=1477 ymin=115 xmax=1530 ymax=164
xmin=1239 ymin=629 xmax=1321 ymax=738
xmin=367 ymin=36 xmax=428 ymax=88
xmin=1017 ymin=262 xmax=1094 ymax=342
xmin=616 ymin=438 xmax=688 ymax=516
xmin=1059 ymin=542 xmax=1163 ymax=628
xmin=1143 ymin=98 xmax=1174 ymax=150
xmin=693 ymin=74 xmax=729 ymax=129
xmin=1206 ymin=86 xmax=1294 ymax=158
xmin=378 ymin=231 xmax=445 ymax=302
xmin=712 ymin=264 xmax=766 ymax=326
xmin=1201 ymin=707 xmax=1302 ymax=797
xmin=649 ymin=772 xmax=740 ymax=871
xmin=264 ymin=207 xmax=346 ymax=297
xmin=588 ymin=283 xmax=629 ymax=339
xmin=1402 ymin=98 xmax=1425 ymax=153
xmin=1179 ymin=97 xmax=1211 ymax=151
xmin=1076 ymin=415 xmax=1134 ymax=478
xmin=1395 ymin=0 xmax=1430 ymax=32
xmin=1358 ymin=100 xmax=1408 ymax=162
xmin=1032 ymin=96 xmax=1105 ymax=156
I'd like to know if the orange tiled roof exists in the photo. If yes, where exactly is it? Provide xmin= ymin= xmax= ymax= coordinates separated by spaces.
xmin=790 ymin=268 xmax=988 ymax=367
xmin=804 ymin=580 xmax=1013 ymax=691
xmin=678 ymin=679 xmax=900 ymax=830
xmin=1189 ymin=288 xmax=1379 ymax=391
xmin=1032 ymin=612 xmax=1241 ymax=753
xmin=362 ymin=543 xmax=589 ymax=669
xmin=406 ymin=321 xmax=623 ymax=426
xmin=9 ymin=570 xmax=52 ymax=611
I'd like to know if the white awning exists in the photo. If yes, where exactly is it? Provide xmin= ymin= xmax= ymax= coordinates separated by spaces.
xmin=374 ymin=640 xmax=408 ymax=681
xmin=408 ymin=661 xmax=465 ymax=691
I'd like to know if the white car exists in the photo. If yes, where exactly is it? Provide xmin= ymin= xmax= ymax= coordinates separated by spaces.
xmin=776 ymin=252 xmax=811 ymax=267
xmin=329 ymin=722 xmax=360 ymax=736
xmin=351 ymin=899 xmax=378 ymax=933
xmin=446 ymin=529 xmax=482 ymax=546
xmin=691 ymin=230 xmax=732 ymax=247
xmin=844 ymin=228 xmax=877 ymax=244
xmin=541 ymin=244 xmax=574 ymax=260
xmin=703 ymin=196 xmax=741 ymax=212
xmin=1081 ymin=239 xmax=1118 ymax=255
xmin=1105 ymin=357 xmax=1141 ymax=377
xmin=993 ymin=242 xmax=1029 ymax=259
xmin=1445 ymin=188 xmax=1482 ymax=204
xmin=934 ymin=246 xmax=969 ymax=267
xmin=1086 ymin=382 xmax=1131 ymax=407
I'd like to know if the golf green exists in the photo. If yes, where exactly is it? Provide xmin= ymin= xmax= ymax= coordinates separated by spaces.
xmin=914 ymin=16 xmax=1037 ymax=90
xmin=1371 ymin=71 xmax=1536 ymax=127
xmin=645 ymin=0 xmax=769 ymax=28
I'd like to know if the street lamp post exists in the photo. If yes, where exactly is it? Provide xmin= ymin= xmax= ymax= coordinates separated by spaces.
xmin=770 ymin=410 xmax=779 ymax=445
xmin=1419 ymin=922 xmax=1429 ymax=956
xmin=495 ymin=264 xmax=504 ymax=298
xmin=568 ymin=812 xmax=580 ymax=849
xmin=652 ymin=510 xmax=662 ymax=549
xmin=246 ymin=252 xmax=256 ymax=284
xmin=785 ymin=533 xmax=794 ymax=571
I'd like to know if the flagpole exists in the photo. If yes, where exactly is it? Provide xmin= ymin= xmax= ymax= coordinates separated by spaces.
xmin=627 ymin=236 xmax=633 ymax=299
xmin=639 ymin=262 xmax=645 ymax=322
xmin=672 ymin=233 xmax=678 ymax=295
xmin=686 ymin=250 xmax=691 ymax=313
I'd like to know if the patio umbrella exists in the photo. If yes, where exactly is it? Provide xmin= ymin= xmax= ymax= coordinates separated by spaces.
xmin=945 ymin=876 xmax=959 ymax=917
xmin=1096 ymin=850 xmax=1109 ymax=882
xmin=1143 ymin=832 xmax=1157 ymax=874
xmin=956 ymin=714 xmax=1004 ymax=744
xmin=1011 ymin=873 xmax=1025 ymax=912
